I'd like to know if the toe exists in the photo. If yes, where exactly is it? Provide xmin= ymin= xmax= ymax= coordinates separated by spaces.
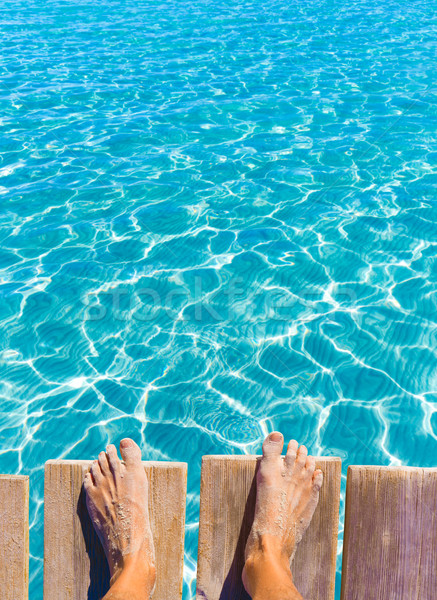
xmin=98 ymin=451 xmax=110 ymax=476
xmin=262 ymin=432 xmax=284 ymax=459
xmin=119 ymin=438 xmax=142 ymax=467
xmin=305 ymin=455 xmax=316 ymax=477
xmin=90 ymin=460 xmax=102 ymax=483
xmin=106 ymin=444 xmax=121 ymax=474
xmin=83 ymin=472 xmax=93 ymax=492
xmin=312 ymin=469 xmax=323 ymax=493
xmin=284 ymin=439 xmax=298 ymax=469
xmin=295 ymin=444 xmax=308 ymax=470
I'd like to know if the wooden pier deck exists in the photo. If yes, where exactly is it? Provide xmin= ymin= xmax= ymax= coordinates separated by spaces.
xmin=1 ymin=461 xmax=436 ymax=599
xmin=196 ymin=456 xmax=341 ymax=600
xmin=44 ymin=460 xmax=187 ymax=600
xmin=0 ymin=475 xmax=29 ymax=600
xmin=341 ymin=466 xmax=437 ymax=600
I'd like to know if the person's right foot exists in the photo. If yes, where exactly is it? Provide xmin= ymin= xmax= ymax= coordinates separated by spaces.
xmin=84 ymin=438 xmax=156 ymax=595
xmin=242 ymin=432 xmax=323 ymax=597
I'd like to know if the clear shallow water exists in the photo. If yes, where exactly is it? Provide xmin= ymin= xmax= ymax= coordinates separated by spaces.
xmin=0 ymin=0 xmax=436 ymax=597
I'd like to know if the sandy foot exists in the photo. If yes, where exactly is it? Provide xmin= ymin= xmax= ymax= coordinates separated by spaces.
xmin=84 ymin=438 xmax=156 ymax=589
xmin=243 ymin=432 xmax=323 ymax=593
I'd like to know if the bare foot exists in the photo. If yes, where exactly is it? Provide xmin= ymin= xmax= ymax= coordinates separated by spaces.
xmin=242 ymin=432 xmax=323 ymax=598
xmin=84 ymin=438 xmax=156 ymax=596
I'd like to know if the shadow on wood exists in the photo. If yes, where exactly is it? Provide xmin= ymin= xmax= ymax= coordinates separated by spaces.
xmin=219 ymin=465 xmax=257 ymax=600
xmin=76 ymin=485 xmax=110 ymax=599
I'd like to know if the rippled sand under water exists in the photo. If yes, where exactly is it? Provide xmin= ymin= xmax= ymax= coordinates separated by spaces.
xmin=0 ymin=0 xmax=436 ymax=597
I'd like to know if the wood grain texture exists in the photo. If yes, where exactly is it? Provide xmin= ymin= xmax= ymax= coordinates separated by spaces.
xmin=0 ymin=475 xmax=29 ymax=600
xmin=341 ymin=466 xmax=437 ymax=600
xmin=44 ymin=460 xmax=187 ymax=600
xmin=196 ymin=456 xmax=341 ymax=600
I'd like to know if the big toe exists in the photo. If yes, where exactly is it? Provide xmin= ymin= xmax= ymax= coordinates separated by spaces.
xmin=262 ymin=431 xmax=284 ymax=458
xmin=119 ymin=438 xmax=142 ymax=467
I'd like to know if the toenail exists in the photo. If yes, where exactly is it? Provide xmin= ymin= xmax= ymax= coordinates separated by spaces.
xmin=269 ymin=432 xmax=283 ymax=443
xmin=120 ymin=438 xmax=133 ymax=448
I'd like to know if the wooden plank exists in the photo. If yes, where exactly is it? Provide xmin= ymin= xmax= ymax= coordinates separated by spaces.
xmin=196 ymin=456 xmax=341 ymax=600
xmin=0 ymin=475 xmax=29 ymax=600
xmin=44 ymin=460 xmax=187 ymax=600
xmin=341 ymin=466 xmax=437 ymax=600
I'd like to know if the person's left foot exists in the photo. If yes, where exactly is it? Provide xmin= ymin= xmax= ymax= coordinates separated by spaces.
xmin=84 ymin=439 xmax=156 ymax=593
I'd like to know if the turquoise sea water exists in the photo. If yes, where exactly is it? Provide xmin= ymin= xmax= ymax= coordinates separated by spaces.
xmin=1 ymin=0 xmax=436 ymax=597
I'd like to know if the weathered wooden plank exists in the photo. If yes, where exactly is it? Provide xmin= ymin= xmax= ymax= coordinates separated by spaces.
xmin=341 ymin=466 xmax=437 ymax=600
xmin=0 ymin=475 xmax=29 ymax=600
xmin=44 ymin=460 xmax=187 ymax=600
xmin=196 ymin=456 xmax=341 ymax=600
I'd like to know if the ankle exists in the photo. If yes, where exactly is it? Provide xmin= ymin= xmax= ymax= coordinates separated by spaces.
xmin=110 ymin=550 xmax=156 ymax=596
xmin=244 ymin=548 xmax=291 ymax=579
xmin=245 ymin=534 xmax=290 ymax=568
xmin=244 ymin=538 xmax=293 ymax=598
